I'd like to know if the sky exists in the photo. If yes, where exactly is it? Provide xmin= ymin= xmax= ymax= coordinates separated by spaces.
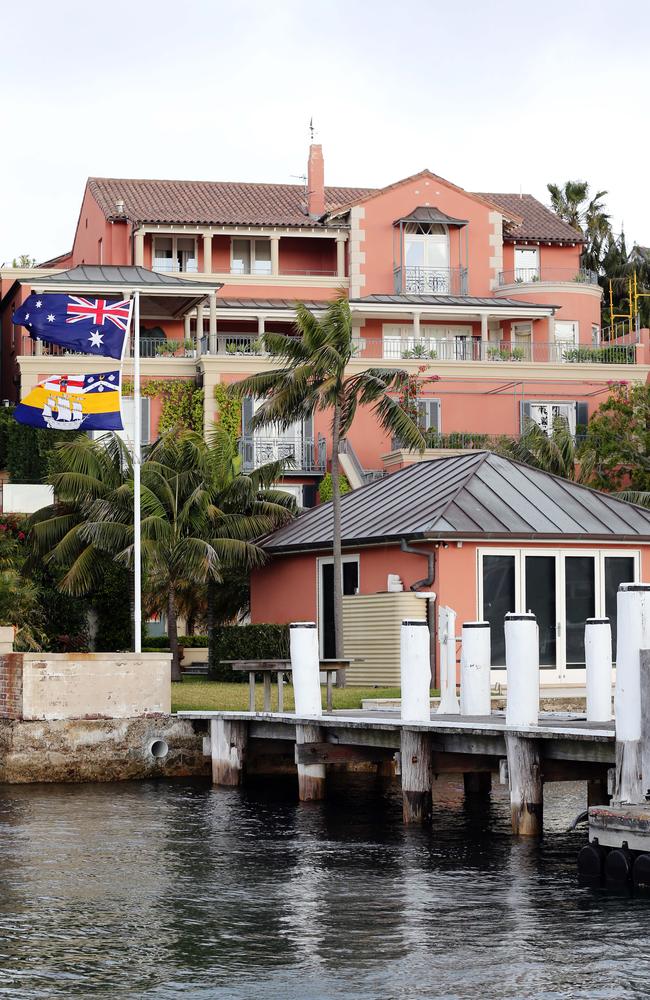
xmin=2 ymin=0 xmax=649 ymax=265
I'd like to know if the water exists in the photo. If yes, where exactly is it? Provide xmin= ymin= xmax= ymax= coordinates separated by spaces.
xmin=0 ymin=774 xmax=649 ymax=1000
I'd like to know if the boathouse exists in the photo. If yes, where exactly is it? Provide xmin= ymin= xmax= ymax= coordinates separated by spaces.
xmin=250 ymin=451 xmax=650 ymax=690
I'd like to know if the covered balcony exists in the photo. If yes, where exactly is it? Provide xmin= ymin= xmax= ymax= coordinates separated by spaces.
xmin=393 ymin=207 xmax=470 ymax=295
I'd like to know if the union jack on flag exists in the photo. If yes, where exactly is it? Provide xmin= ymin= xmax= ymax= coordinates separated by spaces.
xmin=66 ymin=296 xmax=131 ymax=332
xmin=12 ymin=293 xmax=132 ymax=360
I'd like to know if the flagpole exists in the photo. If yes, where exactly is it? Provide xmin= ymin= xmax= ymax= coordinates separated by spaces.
xmin=133 ymin=290 xmax=142 ymax=654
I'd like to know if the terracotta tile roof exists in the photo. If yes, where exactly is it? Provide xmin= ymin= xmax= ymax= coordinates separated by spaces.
xmin=88 ymin=177 xmax=373 ymax=228
xmin=87 ymin=176 xmax=580 ymax=244
xmin=475 ymin=192 xmax=584 ymax=244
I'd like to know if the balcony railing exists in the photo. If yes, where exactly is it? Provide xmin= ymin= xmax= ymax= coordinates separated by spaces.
xmin=356 ymin=337 xmax=638 ymax=364
xmin=239 ymin=434 xmax=327 ymax=473
xmin=394 ymin=266 xmax=468 ymax=295
xmin=393 ymin=430 xmax=588 ymax=452
xmin=497 ymin=267 xmax=599 ymax=286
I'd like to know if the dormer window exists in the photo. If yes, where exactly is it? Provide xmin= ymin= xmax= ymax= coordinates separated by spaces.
xmin=394 ymin=207 xmax=468 ymax=295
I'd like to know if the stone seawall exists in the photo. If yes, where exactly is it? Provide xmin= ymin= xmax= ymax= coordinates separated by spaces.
xmin=0 ymin=715 xmax=211 ymax=784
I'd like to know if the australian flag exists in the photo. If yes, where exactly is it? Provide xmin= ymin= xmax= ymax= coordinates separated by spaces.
xmin=12 ymin=293 xmax=132 ymax=360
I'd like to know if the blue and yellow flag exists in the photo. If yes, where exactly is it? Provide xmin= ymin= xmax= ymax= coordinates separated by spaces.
xmin=14 ymin=371 xmax=123 ymax=431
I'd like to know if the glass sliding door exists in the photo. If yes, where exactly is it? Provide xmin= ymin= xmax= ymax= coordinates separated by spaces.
xmin=480 ymin=548 xmax=640 ymax=683
xmin=481 ymin=554 xmax=516 ymax=667
xmin=565 ymin=556 xmax=595 ymax=669
xmin=525 ymin=555 xmax=557 ymax=668
xmin=604 ymin=556 xmax=636 ymax=659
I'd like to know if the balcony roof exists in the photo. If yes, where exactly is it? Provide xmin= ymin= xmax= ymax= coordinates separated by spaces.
xmin=260 ymin=452 xmax=650 ymax=553
xmin=393 ymin=206 xmax=468 ymax=227
xmin=350 ymin=293 xmax=558 ymax=312
xmin=23 ymin=265 xmax=222 ymax=319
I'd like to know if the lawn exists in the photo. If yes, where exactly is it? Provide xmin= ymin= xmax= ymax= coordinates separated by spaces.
xmin=171 ymin=678 xmax=402 ymax=713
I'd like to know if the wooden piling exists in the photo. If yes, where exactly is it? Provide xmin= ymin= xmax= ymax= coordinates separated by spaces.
xmin=295 ymin=723 xmax=326 ymax=801
xmin=211 ymin=718 xmax=248 ymax=786
xmin=505 ymin=735 xmax=543 ymax=836
xmin=400 ymin=729 xmax=432 ymax=824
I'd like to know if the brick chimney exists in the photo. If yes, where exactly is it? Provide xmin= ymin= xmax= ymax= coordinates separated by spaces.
xmin=307 ymin=144 xmax=325 ymax=218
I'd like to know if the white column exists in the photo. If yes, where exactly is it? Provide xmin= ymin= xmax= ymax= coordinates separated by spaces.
xmin=202 ymin=233 xmax=213 ymax=273
xmin=336 ymin=237 xmax=346 ymax=278
xmin=290 ymin=622 xmax=322 ymax=717
xmin=270 ymin=237 xmax=280 ymax=276
xmin=400 ymin=619 xmax=431 ymax=723
xmin=547 ymin=314 xmax=555 ymax=344
xmin=412 ymin=311 xmax=421 ymax=343
xmin=196 ymin=301 xmax=204 ymax=355
xmin=460 ymin=622 xmax=491 ymax=716
xmin=134 ymin=230 xmax=145 ymax=267
xmin=614 ymin=583 xmax=650 ymax=803
xmin=209 ymin=294 xmax=217 ymax=354
xmin=505 ymin=612 xmax=539 ymax=727
xmin=585 ymin=618 xmax=613 ymax=722
xmin=480 ymin=314 xmax=489 ymax=342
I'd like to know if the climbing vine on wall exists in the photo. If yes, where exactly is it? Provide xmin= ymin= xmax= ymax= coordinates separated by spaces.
xmin=213 ymin=384 xmax=241 ymax=444
xmin=123 ymin=380 xmax=204 ymax=435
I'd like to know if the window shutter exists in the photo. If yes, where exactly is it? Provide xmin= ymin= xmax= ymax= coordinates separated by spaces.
xmin=241 ymin=396 xmax=253 ymax=436
xmin=520 ymin=401 xmax=532 ymax=432
xmin=302 ymin=483 xmax=318 ymax=508
xmin=575 ymin=401 xmax=589 ymax=431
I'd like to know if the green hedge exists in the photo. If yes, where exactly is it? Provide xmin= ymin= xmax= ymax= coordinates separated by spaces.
xmin=209 ymin=624 xmax=289 ymax=680
xmin=143 ymin=634 xmax=209 ymax=649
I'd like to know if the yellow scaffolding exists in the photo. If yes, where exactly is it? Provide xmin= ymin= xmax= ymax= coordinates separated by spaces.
xmin=608 ymin=276 xmax=633 ymax=339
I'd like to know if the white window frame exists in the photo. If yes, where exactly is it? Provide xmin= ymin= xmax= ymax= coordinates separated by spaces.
xmin=272 ymin=482 xmax=303 ymax=505
xmin=152 ymin=235 xmax=198 ymax=273
xmin=476 ymin=547 xmax=640 ymax=680
xmin=316 ymin=554 xmax=360 ymax=656
xmin=527 ymin=399 xmax=577 ymax=437
xmin=230 ymin=237 xmax=272 ymax=276
xmin=554 ymin=320 xmax=579 ymax=346
xmin=514 ymin=245 xmax=540 ymax=281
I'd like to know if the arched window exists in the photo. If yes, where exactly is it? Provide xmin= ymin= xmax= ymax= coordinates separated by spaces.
xmin=404 ymin=222 xmax=450 ymax=292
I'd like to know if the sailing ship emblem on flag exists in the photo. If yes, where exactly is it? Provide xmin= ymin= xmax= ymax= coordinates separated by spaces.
xmin=14 ymin=371 xmax=123 ymax=432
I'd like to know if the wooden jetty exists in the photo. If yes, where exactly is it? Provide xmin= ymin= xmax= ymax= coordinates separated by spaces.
xmin=178 ymin=707 xmax=614 ymax=835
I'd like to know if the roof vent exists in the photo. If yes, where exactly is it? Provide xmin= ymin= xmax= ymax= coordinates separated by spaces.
xmin=115 ymin=198 xmax=126 ymax=216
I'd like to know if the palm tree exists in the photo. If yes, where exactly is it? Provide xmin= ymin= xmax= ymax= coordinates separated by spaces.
xmin=30 ymin=432 xmax=134 ymax=603
xmin=547 ymin=181 xmax=612 ymax=275
xmin=31 ymin=429 xmax=295 ymax=677
xmin=85 ymin=428 xmax=295 ymax=679
xmin=228 ymin=293 xmax=426 ymax=660
xmin=496 ymin=418 xmax=596 ymax=484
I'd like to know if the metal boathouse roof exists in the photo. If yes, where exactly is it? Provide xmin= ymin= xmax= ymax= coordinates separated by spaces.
xmin=261 ymin=452 xmax=650 ymax=553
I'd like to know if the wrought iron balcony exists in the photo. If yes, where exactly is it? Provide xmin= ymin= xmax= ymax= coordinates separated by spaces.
xmin=393 ymin=266 xmax=468 ymax=295
xmin=239 ymin=434 xmax=326 ymax=474
xmin=497 ymin=267 xmax=599 ymax=286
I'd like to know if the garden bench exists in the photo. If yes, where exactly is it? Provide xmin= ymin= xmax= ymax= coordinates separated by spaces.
xmin=222 ymin=659 xmax=356 ymax=713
